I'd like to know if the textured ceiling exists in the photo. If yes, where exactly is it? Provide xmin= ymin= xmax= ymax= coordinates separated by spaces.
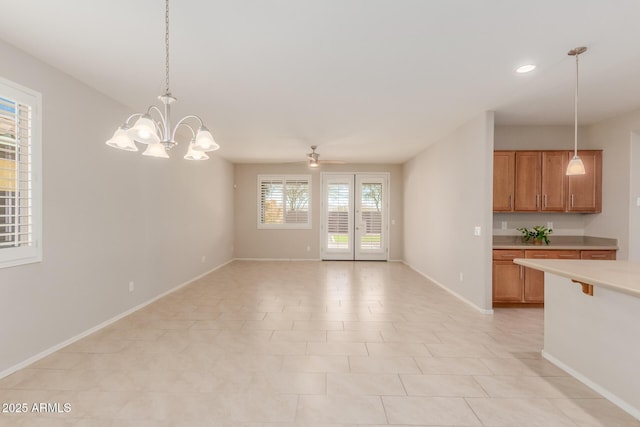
xmin=1 ymin=0 xmax=640 ymax=163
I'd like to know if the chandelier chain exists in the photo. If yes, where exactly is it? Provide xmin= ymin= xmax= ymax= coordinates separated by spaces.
xmin=165 ymin=0 xmax=170 ymax=95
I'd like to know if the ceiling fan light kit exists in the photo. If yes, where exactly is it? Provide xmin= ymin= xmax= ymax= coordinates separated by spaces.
xmin=307 ymin=145 xmax=320 ymax=167
xmin=566 ymin=46 xmax=587 ymax=176
xmin=105 ymin=0 xmax=219 ymax=160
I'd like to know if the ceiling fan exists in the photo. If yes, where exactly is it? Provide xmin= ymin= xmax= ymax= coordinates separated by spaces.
xmin=306 ymin=145 xmax=345 ymax=168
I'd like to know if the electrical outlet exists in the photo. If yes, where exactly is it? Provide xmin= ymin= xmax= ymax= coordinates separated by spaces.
xmin=501 ymin=221 xmax=507 ymax=230
xmin=547 ymin=222 xmax=553 ymax=230
xmin=459 ymin=272 xmax=464 ymax=282
xmin=306 ymin=246 xmax=311 ymax=252
xmin=128 ymin=281 xmax=134 ymax=293
xmin=474 ymin=226 xmax=481 ymax=236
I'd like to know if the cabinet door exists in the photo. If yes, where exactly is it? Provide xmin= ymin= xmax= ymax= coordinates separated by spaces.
xmin=493 ymin=152 xmax=515 ymax=212
xmin=523 ymin=250 xmax=579 ymax=303
xmin=567 ymin=150 xmax=602 ymax=212
xmin=541 ymin=151 xmax=567 ymax=211
xmin=524 ymin=267 xmax=544 ymax=303
xmin=514 ymin=152 xmax=541 ymax=211
xmin=493 ymin=261 xmax=523 ymax=302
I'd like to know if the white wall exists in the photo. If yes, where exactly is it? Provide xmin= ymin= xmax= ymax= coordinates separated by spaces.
xmin=234 ymin=163 xmax=404 ymax=260
xmin=403 ymin=112 xmax=494 ymax=312
xmin=0 ymin=40 xmax=235 ymax=375
xmin=584 ymin=109 xmax=640 ymax=260
xmin=630 ymin=133 xmax=640 ymax=261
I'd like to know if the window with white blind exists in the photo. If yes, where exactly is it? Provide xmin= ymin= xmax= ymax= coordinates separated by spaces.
xmin=257 ymin=175 xmax=311 ymax=229
xmin=0 ymin=77 xmax=42 ymax=268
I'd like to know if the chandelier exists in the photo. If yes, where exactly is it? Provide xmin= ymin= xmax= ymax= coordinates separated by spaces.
xmin=105 ymin=0 xmax=219 ymax=160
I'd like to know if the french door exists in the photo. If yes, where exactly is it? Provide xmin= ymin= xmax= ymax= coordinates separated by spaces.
xmin=321 ymin=173 xmax=388 ymax=260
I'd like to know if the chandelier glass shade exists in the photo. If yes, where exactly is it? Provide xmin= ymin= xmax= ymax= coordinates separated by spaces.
xmin=105 ymin=0 xmax=219 ymax=160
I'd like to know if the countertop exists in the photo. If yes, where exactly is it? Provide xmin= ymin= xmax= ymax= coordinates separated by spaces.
xmin=493 ymin=235 xmax=618 ymax=250
xmin=513 ymin=259 xmax=640 ymax=298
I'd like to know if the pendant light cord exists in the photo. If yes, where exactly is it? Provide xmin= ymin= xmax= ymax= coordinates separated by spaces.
xmin=165 ymin=0 xmax=170 ymax=96
xmin=574 ymin=52 xmax=579 ymax=157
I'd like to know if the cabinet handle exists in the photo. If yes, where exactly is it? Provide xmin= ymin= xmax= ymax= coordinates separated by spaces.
xmin=559 ymin=255 xmax=576 ymax=258
xmin=533 ymin=254 xmax=548 ymax=258
xmin=543 ymin=194 xmax=547 ymax=207
xmin=571 ymin=194 xmax=574 ymax=207
xmin=536 ymin=194 xmax=540 ymax=208
xmin=519 ymin=265 xmax=523 ymax=280
xmin=590 ymin=254 xmax=607 ymax=258
xmin=509 ymin=194 xmax=512 ymax=209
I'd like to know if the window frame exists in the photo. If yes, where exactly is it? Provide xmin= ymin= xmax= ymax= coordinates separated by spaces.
xmin=257 ymin=174 xmax=312 ymax=229
xmin=0 ymin=76 xmax=42 ymax=269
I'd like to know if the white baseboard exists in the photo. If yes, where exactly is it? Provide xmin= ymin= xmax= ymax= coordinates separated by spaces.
xmin=403 ymin=261 xmax=494 ymax=315
xmin=0 ymin=258 xmax=234 ymax=381
xmin=542 ymin=350 xmax=640 ymax=421
xmin=233 ymin=257 xmax=322 ymax=261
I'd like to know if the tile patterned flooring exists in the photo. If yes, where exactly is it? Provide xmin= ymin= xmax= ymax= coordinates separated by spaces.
xmin=1 ymin=261 xmax=638 ymax=426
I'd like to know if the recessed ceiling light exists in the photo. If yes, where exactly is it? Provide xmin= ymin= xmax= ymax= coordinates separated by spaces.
xmin=516 ymin=64 xmax=536 ymax=73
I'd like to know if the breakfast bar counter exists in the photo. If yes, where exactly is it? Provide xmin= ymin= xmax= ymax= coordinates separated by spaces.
xmin=513 ymin=258 xmax=640 ymax=421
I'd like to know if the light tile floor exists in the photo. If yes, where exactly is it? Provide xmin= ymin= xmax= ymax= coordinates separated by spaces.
xmin=1 ymin=261 xmax=638 ymax=426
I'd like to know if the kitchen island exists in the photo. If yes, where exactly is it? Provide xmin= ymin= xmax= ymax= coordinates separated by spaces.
xmin=513 ymin=258 xmax=640 ymax=421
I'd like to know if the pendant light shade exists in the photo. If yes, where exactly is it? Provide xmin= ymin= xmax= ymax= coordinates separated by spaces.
xmin=567 ymin=155 xmax=586 ymax=175
xmin=106 ymin=126 xmax=138 ymax=151
xmin=142 ymin=142 xmax=169 ymax=158
xmin=105 ymin=0 xmax=220 ymax=160
xmin=193 ymin=127 xmax=220 ymax=152
xmin=129 ymin=115 xmax=160 ymax=145
xmin=184 ymin=141 xmax=210 ymax=160
xmin=566 ymin=46 xmax=587 ymax=176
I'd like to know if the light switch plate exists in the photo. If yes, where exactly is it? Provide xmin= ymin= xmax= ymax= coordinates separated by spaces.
xmin=474 ymin=226 xmax=481 ymax=236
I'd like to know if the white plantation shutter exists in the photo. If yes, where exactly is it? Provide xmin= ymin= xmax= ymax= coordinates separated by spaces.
xmin=359 ymin=182 xmax=383 ymax=250
xmin=258 ymin=175 xmax=311 ymax=229
xmin=326 ymin=182 xmax=350 ymax=249
xmin=0 ymin=78 xmax=42 ymax=268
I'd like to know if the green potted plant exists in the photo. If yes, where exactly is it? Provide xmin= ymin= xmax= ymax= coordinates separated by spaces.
xmin=517 ymin=225 xmax=553 ymax=245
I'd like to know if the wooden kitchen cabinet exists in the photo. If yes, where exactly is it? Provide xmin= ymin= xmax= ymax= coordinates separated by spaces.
xmin=492 ymin=250 xmax=525 ymax=304
xmin=541 ymin=151 xmax=567 ymax=211
xmin=493 ymin=261 xmax=523 ymax=302
xmin=492 ymin=249 xmax=614 ymax=307
xmin=493 ymin=151 xmax=515 ymax=211
xmin=580 ymin=250 xmax=616 ymax=260
xmin=493 ymin=150 xmax=601 ymax=213
xmin=514 ymin=151 xmax=541 ymax=211
xmin=523 ymin=250 xmax=580 ymax=304
xmin=567 ymin=150 xmax=602 ymax=213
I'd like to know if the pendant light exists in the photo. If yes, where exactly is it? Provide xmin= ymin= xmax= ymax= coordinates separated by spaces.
xmin=105 ymin=0 xmax=219 ymax=160
xmin=566 ymin=46 xmax=587 ymax=175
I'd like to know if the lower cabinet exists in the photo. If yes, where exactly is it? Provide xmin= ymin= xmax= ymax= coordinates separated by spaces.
xmin=492 ymin=249 xmax=616 ymax=306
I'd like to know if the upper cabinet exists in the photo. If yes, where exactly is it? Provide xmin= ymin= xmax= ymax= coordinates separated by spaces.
xmin=567 ymin=150 xmax=602 ymax=212
xmin=514 ymin=151 xmax=541 ymax=211
xmin=493 ymin=151 xmax=515 ymax=212
xmin=493 ymin=150 xmax=601 ymax=213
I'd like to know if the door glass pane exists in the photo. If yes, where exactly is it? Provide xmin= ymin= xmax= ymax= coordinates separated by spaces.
xmin=359 ymin=182 xmax=382 ymax=250
xmin=327 ymin=183 xmax=350 ymax=249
